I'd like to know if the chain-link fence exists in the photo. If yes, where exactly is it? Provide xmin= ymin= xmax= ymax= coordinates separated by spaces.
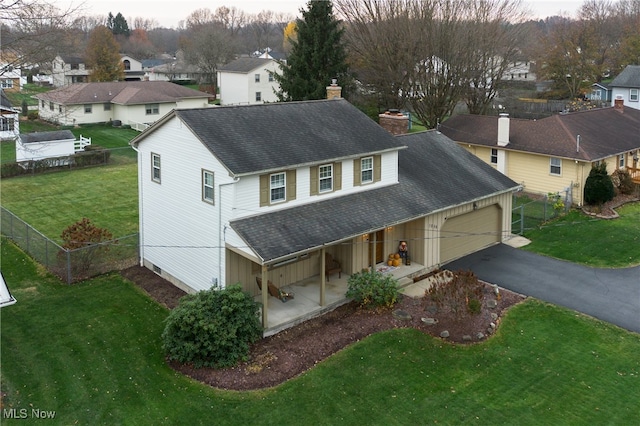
xmin=511 ymin=191 xmax=571 ymax=235
xmin=1 ymin=207 xmax=139 ymax=284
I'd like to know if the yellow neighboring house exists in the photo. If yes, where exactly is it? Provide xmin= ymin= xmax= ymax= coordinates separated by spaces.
xmin=440 ymin=100 xmax=640 ymax=207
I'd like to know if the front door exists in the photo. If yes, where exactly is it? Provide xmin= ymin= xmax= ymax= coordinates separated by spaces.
xmin=368 ymin=230 xmax=385 ymax=266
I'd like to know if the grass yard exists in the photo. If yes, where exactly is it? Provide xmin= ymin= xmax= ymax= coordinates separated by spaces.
xmin=522 ymin=202 xmax=640 ymax=267
xmin=1 ymin=238 xmax=639 ymax=424
xmin=0 ymin=163 xmax=138 ymax=241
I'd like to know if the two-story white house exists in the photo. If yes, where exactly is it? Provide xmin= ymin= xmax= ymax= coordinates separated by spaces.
xmin=121 ymin=55 xmax=145 ymax=81
xmin=0 ymin=88 xmax=19 ymax=141
xmin=217 ymin=57 xmax=281 ymax=105
xmin=609 ymin=65 xmax=640 ymax=110
xmin=34 ymin=81 xmax=212 ymax=128
xmin=130 ymin=93 xmax=520 ymax=334
xmin=51 ymin=55 xmax=90 ymax=87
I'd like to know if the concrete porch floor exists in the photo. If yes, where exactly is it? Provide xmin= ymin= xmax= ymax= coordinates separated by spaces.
xmin=257 ymin=261 xmax=430 ymax=336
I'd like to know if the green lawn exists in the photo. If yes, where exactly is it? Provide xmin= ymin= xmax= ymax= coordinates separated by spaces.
xmin=0 ymin=163 xmax=138 ymax=241
xmin=522 ymin=202 xmax=640 ymax=267
xmin=1 ymin=238 xmax=639 ymax=425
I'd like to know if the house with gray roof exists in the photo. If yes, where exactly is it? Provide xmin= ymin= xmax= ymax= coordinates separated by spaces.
xmin=217 ymin=57 xmax=281 ymax=105
xmin=131 ymin=94 xmax=519 ymax=334
xmin=440 ymin=103 xmax=640 ymax=206
xmin=609 ymin=65 xmax=640 ymax=110
xmin=35 ymin=81 xmax=212 ymax=128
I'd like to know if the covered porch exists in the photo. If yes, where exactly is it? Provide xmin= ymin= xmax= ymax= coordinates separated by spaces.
xmin=256 ymin=261 xmax=429 ymax=337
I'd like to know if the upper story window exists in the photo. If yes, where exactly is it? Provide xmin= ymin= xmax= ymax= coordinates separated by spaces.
xmin=255 ymin=92 xmax=262 ymax=102
xmin=123 ymin=60 xmax=131 ymax=70
xmin=202 ymin=170 xmax=214 ymax=204
xmin=361 ymin=157 xmax=373 ymax=183
xmin=490 ymin=148 xmax=498 ymax=164
xmin=145 ymin=104 xmax=159 ymax=115
xmin=319 ymin=164 xmax=333 ymax=193
xmin=49 ymin=101 xmax=54 ymax=111
xmin=260 ymin=170 xmax=296 ymax=206
xmin=0 ymin=117 xmax=15 ymax=131
xmin=84 ymin=104 xmax=92 ymax=114
xmin=151 ymin=153 xmax=161 ymax=183
xmin=630 ymin=89 xmax=639 ymax=102
xmin=41 ymin=100 xmax=45 ymax=108
xmin=255 ymin=73 xmax=260 ymax=83
xmin=104 ymin=103 xmax=111 ymax=111
xmin=70 ymin=63 xmax=79 ymax=70
xmin=270 ymin=172 xmax=286 ymax=203
xmin=619 ymin=154 xmax=625 ymax=168
xmin=549 ymin=157 xmax=561 ymax=176
xmin=268 ymin=73 xmax=274 ymax=82
xmin=0 ymin=79 xmax=13 ymax=89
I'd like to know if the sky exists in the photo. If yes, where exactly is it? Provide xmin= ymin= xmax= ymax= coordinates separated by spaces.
xmin=71 ymin=0 xmax=585 ymax=29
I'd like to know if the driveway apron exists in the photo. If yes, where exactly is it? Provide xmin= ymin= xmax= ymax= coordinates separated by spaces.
xmin=444 ymin=244 xmax=640 ymax=334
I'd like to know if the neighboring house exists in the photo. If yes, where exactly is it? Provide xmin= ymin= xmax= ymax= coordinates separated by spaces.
xmin=217 ymin=58 xmax=281 ymax=105
xmin=609 ymin=65 xmax=640 ymax=110
xmin=34 ymin=81 xmax=212 ymax=128
xmin=588 ymin=82 xmax=612 ymax=104
xmin=502 ymin=60 xmax=535 ymax=81
xmin=440 ymin=101 xmax=640 ymax=207
xmin=16 ymin=130 xmax=91 ymax=164
xmin=121 ymin=55 xmax=145 ymax=81
xmin=130 ymin=95 xmax=520 ymax=332
xmin=0 ymin=63 xmax=22 ymax=92
xmin=51 ymin=55 xmax=90 ymax=87
xmin=0 ymin=89 xmax=20 ymax=141
xmin=144 ymin=51 xmax=204 ymax=84
xmin=252 ymin=48 xmax=287 ymax=62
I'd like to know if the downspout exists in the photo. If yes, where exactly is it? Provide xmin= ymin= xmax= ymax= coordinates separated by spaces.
xmin=130 ymin=142 xmax=144 ymax=266
xmin=218 ymin=177 xmax=239 ymax=288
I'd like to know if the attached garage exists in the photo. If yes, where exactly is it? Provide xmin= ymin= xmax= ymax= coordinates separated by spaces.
xmin=440 ymin=204 xmax=502 ymax=264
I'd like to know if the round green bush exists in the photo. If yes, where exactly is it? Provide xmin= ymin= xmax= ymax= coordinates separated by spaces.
xmin=161 ymin=285 xmax=262 ymax=368
xmin=346 ymin=269 xmax=399 ymax=309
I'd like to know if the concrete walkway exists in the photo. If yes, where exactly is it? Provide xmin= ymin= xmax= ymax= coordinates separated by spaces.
xmin=443 ymin=242 xmax=640 ymax=334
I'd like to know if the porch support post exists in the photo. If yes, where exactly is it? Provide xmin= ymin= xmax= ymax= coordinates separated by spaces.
xmin=320 ymin=248 xmax=326 ymax=306
xmin=261 ymin=265 xmax=268 ymax=329
xmin=371 ymin=232 xmax=377 ymax=271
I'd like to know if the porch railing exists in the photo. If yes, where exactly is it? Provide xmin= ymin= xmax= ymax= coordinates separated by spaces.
xmin=74 ymin=135 xmax=91 ymax=152
xmin=626 ymin=165 xmax=640 ymax=183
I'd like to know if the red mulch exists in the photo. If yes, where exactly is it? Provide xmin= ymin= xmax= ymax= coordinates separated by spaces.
xmin=121 ymin=266 xmax=524 ymax=391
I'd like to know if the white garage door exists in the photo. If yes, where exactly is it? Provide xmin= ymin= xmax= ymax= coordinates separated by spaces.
xmin=440 ymin=205 xmax=501 ymax=264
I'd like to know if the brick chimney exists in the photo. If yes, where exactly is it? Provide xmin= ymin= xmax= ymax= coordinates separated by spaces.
xmin=497 ymin=113 xmax=510 ymax=147
xmin=614 ymin=96 xmax=624 ymax=112
xmin=326 ymin=79 xmax=342 ymax=99
xmin=378 ymin=109 xmax=408 ymax=135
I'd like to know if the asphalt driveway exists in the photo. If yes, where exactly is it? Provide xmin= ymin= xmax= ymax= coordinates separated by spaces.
xmin=444 ymin=244 xmax=640 ymax=334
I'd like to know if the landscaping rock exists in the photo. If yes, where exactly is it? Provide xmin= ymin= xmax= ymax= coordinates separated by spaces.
xmin=392 ymin=309 xmax=412 ymax=321
xmin=440 ymin=330 xmax=450 ymax=338
xmin=476 ymin=332 xmax=485 ymax=340
xmin=421 ymin=317 xmax=438 ymax=325
xmin=462 ymin=335 xmax=472 ymax=341
xmin=487 ymin=299 xmax=497 ymax=309
xmin=491 ymin=313 xmax=498 ymax=321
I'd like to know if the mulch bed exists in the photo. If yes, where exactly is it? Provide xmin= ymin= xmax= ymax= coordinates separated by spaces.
xmin=121 ymin=266 xmax=525 ymax=391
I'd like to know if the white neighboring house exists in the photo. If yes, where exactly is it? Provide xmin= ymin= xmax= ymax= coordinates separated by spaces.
xmin=34 ymin=81 xmax=212 ymax=128
xmin=0 ymin=272 xmax=17 ymax=308
xmin=609 ymin=65 xmax=640 ymax=110
xmin=1 ymin=89 xmax=19 ymax=141
xmin=217 ymin=57 xmax=281 ymax=105
xmin=1 ymin=63 xmax=23 ymax=92
xmin=121 ymin=55 xmax=145 ymax=81
xmin=16 ymin=129 xmax=90 ymax=165
xmin=130 ymin=93 xmax=519 ymax=332
xmin=51 ymin=55 xmax=90 ymax=87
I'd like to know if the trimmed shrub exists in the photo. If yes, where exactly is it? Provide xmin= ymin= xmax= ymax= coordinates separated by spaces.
xmin=162 ymin=285 xmax=262 ymax=368
xmin=346 ymin=269 xmax=399 ymax=309
xmin=584 ymin=163 xmax=614 ymax=205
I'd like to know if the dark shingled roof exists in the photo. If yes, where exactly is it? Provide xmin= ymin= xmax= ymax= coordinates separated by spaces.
xmin=20 ymin=130 xmax=75 ymax=143
xmin=230 ymin=130 xmax=519 ymax=263
xmin=609 ymin=65 xmax=640 ymax=88
xmin=218 ymin=57 xmax=275 ymax=73
xmin=35 ymin=81 xmax=211 ymax=105
xmin=440 ymin=107 xmax=640 ymax=162
xmin=174 ymin=99 xmax=407 ymax=175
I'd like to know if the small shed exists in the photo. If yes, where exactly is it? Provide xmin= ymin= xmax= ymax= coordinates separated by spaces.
xmin=0 ymin=272 xmax=17 ymax=308
xmin=16 ymin=130 xmax=90 ymax=163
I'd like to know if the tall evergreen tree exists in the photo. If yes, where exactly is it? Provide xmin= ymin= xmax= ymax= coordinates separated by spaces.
xmin=85 ymin=26 xmax=124 ymax=82
xmin=274 ymin=1 xmax=349 ymax=101
xmin=107 ymin=12 xmax=130 ymax=37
